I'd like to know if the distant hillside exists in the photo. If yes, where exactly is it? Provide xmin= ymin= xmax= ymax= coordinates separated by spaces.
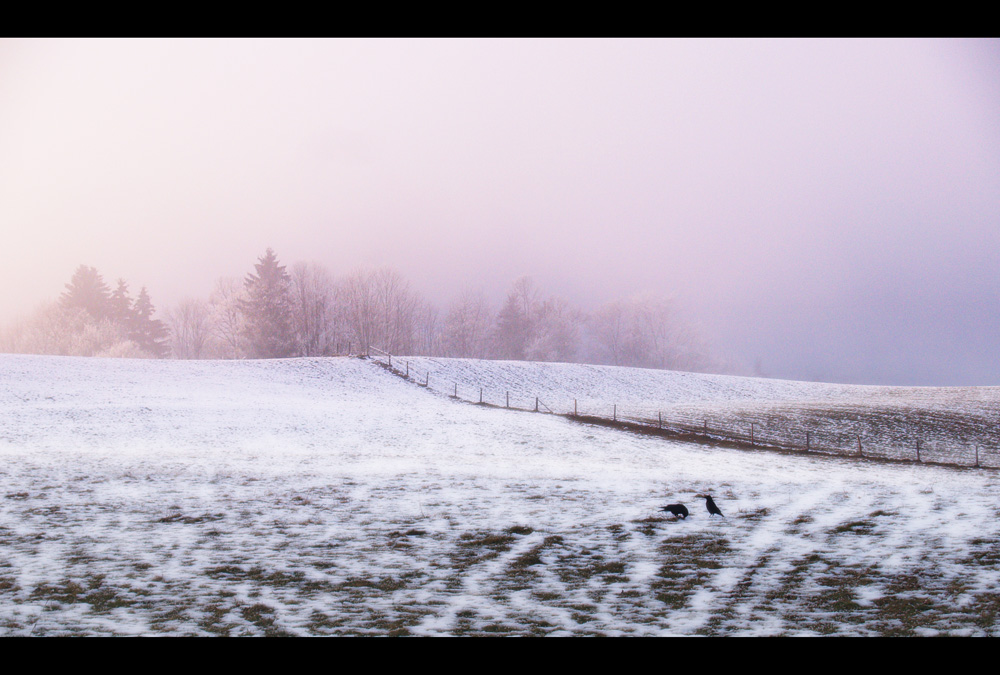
xmin=388 ymin=355 xmax=1000 ymax=467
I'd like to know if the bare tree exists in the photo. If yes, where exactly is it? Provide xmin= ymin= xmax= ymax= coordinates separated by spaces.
xmin=208 ymin=276 xmax=247 ymax=359
xmin=290 ymin=261 xmax=338 ymax=356
xmin=527 ymin=296 xmax=580 ymax=363
xmin=412 ymin=296 xmax=442 ymax=356
xmin=167 ymin=298 xmax=212 ymax=359
xmin=373 ymin=267 xmax=418 ymax=354
xmin=339 ymin=268 xmax=379 ymax=354
xmin=587 ymin=300 xmax=629 ymax=366
xmin=340 ymin=267 xmax=418 ymax=354
xmin=442 ymin=288 xmax=494 ymax=358
xmin=585 ymin=293 xmax=718 ymax=372
xmin=632 ymin=293 xmax=674 ymax=369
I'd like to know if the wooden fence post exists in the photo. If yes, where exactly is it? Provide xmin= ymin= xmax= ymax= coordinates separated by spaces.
xmin=857 ymin=434 xmax=862 ymax=457
xmin=658 ymin=411 xmax=662 ymax=429
xmin=426 ymin=372 xmax=429 ymax=387
xmin=750 ymin=422 xmax=755 ymax=447
xmin=574 ymin=399 xmax=577 ymax=416
xmin=806 ymin=430 xmax=810 ymax=452
xmin=614 ymin=404 xmax=617 ymax=422
xmin=454 ymin=383 xmax=457 ymax=398
xmin=479 ymin=387 xmax=483 ymax=403
xmin=406 ymin=361 xmax=409 ymax=377
xmin=535 ymin=397 xmax=539 ymax=412
xmin=506 ymin=391 xmax=509 ymax=409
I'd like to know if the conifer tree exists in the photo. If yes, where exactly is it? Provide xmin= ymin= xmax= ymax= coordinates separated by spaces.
xmin=490 ymin=277 xmax=537 ymax=360
xmin=130 ymin=287 xmax=171 ymax=358
xmin=240 ymin=247 xmax=295 ymax=358
xmin=60 ymin=265 xmax=112 ymax=319
xmin=108 ymin=278 xmax=134 ymax=327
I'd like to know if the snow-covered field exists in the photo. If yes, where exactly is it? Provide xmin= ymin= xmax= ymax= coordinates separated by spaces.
xmin=2 ymin=354 xmax=1000 ymax=635
xmin=397 ymin=356 xmax=1000 ymax=467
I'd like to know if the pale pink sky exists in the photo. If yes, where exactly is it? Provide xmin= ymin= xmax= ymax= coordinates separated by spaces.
xmin=2 ymin=38 xmax=998 ymax=384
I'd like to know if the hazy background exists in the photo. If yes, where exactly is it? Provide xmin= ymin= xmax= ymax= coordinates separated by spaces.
xmin=1 ymin=38 xmax=998 ymax=385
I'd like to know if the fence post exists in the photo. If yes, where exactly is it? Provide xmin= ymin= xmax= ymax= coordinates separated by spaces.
xmin=535 ymin=397 xmax=539 ymax=412
xmin=480 ymin=387 xmax=483 ymax=404
xmin=857 ymin=434 xmax=862 ymax=457
xmin=975 ymin=446 xmax=980 ymax=468
xmin=750 ymin=422 xmax=755 ymax=447
xmin=614 ymin=404 xmax=617 ymax=422
xmin=426 ymin=372 xmax=429 ymax=387
xmin=806 ymin=430 xmax=810 ymax=452
xmin=406 ymin=361 xmax=409 ymax=378
xmin=574 ymin=399 xmax=577 ymax=416
xmin=506 ymin=391 xmax=509 ymax=409
xmin=704 ymin=420 xmax=708 ymax=435
xmin=454 ymin=383 xmax=458 ymax=398
xmin=658 ymin=411 xmax=662 ymax=429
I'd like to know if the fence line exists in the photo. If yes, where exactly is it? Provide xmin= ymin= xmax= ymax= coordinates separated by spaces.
xmin=366 ymin=348 xmax=997 ymax=471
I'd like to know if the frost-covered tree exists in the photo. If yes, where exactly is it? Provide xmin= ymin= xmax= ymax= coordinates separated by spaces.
xmin=527 ymin=297 xmax=580 ymax=363
xmin=0 ymin=302 xmax=143 ymax=357
xmin=587 ymin=300 xmax=629 ymax=366
xmin=130 ymin=287 xmax=171 ymax=358
xmin=583 ymin=294 xmax=717 ymax=372
xmin=166 ymin=298 xmax=212 ymax=359
xmin=373 ymin=267 xmax=418 ymax=354
xmin=60 ymin=265 xmax=112 ymax=320
xmin=107 ymin=278 xmax=134 ymax=327
xmin=240 ymin=248 xmax=295 ymax=359
xmin=290 ymin=261 xmax=338 ymax=356
xmin=412 ymin=297 xmax=442 ymax=356
xmin=442 ymin=289 xmax=494 ymax=358
xmin=491 ymin=276 xmax=539 ymax=360
xmin=208 ymin=276 xmax=247 ymax=359
xmin=340 ymin=267 xmax=418 ymax=354
xmin=28 ymin=265 xmax=167 ymax=358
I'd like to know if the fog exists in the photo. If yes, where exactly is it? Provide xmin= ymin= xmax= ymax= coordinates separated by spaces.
xmin=2 ymin=38 xmax=998 ymax=384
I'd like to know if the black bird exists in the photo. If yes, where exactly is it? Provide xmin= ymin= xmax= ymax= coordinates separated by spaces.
xmin=696 ymin=494 xmax=724 ymax=518
xmin=660 ymin=503 xmax=689 ymax=519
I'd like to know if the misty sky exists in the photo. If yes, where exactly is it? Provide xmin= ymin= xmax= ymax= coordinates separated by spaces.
xmin=2 ymin=38 xmax=998 ymax=385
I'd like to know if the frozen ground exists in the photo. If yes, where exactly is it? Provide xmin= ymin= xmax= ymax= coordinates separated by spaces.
xmin=1 ymin=354 xmax=1000 ymax=636
xmin=397 ymin=356 xmax=1000 ymax=467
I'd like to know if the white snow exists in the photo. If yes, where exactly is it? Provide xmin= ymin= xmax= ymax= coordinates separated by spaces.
xmin=1 ymin=353 xmax=999 ymax=635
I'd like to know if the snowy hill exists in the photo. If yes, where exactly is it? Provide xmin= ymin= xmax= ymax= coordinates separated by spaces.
xmin=393 ymin=355 xmax=1000 ymax=466
xmin=1 ymin=353 xmax=999 ymax=636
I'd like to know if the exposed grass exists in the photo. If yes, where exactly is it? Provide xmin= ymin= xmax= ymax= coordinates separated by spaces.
xmin=4 ymin=507 xmax=1000 ymax=635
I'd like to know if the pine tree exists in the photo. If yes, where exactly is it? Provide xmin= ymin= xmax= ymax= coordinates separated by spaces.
xmin=240 ymin=248 xmax=295 ymax=358
xmin=60 ymin=265 xmax=112 ymax=320
xmin=130 ymin=287 xmax=171 ymax=358
xmin=108 ymin=278 xmax=134 ymax=327
xmin=492 ymin=293 xmax=531 ymax=360
xmin=490 ymin=277 xmax=537 ymax=360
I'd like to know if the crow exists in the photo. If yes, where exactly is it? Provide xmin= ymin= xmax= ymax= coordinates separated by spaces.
xmin=660 ymin=503 xmax=689 ymax=519
xmin=696 ymin=494 xmax=724 ymax=518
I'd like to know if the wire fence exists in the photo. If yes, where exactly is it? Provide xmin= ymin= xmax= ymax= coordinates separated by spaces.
xmin=366 ymin=348 xmax=999 ymax=471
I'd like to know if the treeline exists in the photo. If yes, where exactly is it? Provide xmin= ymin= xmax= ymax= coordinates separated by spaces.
xmin=2 ymin=248 xmax=732 ymax=373
xmin=169 ymin=248 xmax=727 ymax=372
xmin=1 ymin=265 xmax=169 ymax=358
